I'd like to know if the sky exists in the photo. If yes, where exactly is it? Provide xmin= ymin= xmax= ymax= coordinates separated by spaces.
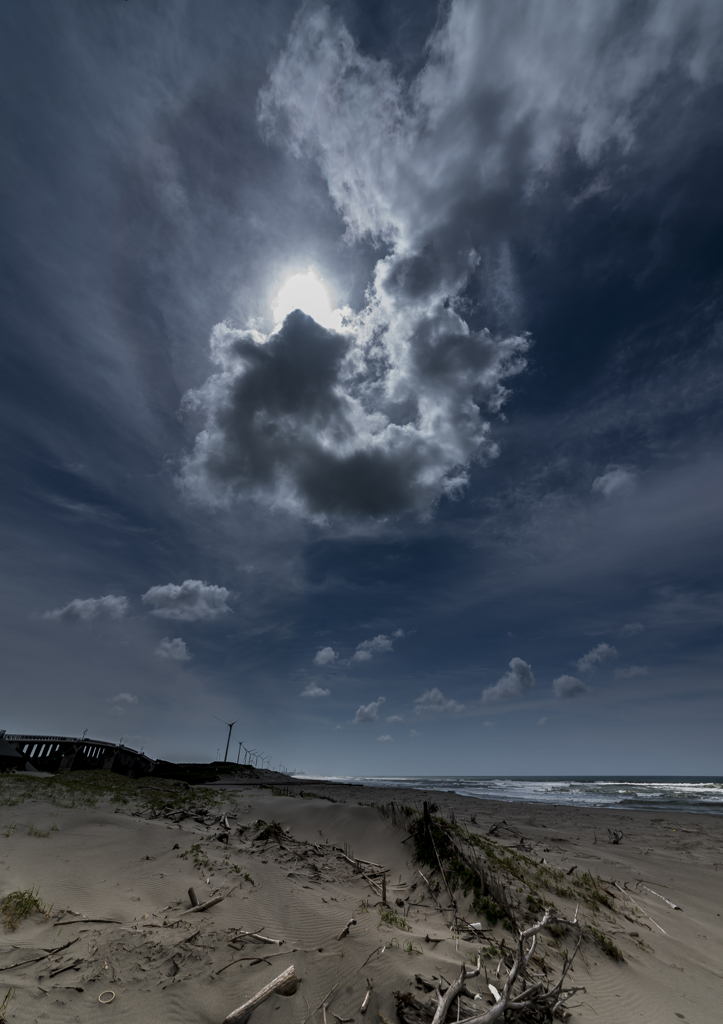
xmin=1 ymin=0 xmax=722 ymax=775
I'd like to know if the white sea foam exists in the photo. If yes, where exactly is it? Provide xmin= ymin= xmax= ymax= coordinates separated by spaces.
xmin=292 ymin=775 xmax=723 ymax=814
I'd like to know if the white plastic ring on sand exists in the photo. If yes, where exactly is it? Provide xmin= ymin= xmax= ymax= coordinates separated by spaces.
xmin=98 ymin=991 xmax=116 ymax=1004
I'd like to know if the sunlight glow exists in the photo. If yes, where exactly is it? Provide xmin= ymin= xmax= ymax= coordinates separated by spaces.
xmin=272 ymin=270 xmax=344 ymax=331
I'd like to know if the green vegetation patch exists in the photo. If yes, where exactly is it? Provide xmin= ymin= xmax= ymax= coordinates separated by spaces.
xmin=589 ymin=926 xmax=625 ymax=961
xmin=0 ymin=887 xmax=51 ymax=930
xmin=378 ymin=906 xmax=411 ymax=931
xmin=0 ymin=770 xmax=222 ymax=814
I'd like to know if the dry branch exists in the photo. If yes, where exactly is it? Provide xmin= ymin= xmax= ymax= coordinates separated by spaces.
xmin=361 ymin=978 xmax=373 ymax=1013
xmin=398 ymin=909 xmax=584 ymax=1024
xmin=337 ymin=917 xmax=357 ymax=941
xmin=221 ymin=964 xmax=298 ymax=1023
xmin=177 ymin=894 xmax=226 ymax=916
xmin=0 ymin=937 xmax=79 ymax=971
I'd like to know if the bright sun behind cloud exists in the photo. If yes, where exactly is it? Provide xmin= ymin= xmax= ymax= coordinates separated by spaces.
xmin=272 ymin=270 xmax=345 ymax=331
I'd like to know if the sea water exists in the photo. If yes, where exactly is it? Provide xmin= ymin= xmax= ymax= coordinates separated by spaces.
xmin=292 ymin=775 xmax=723 ymax=815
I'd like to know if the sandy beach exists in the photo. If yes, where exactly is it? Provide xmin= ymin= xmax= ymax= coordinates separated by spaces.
xmin=0 ymin=771 xmax=720 ymax=1024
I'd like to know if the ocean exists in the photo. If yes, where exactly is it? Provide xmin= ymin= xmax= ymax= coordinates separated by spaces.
xmin=292 ymin=775 xmax=723 ymax=815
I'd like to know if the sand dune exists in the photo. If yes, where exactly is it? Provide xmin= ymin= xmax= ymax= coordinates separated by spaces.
xmin=0 ymin=773 xmax=720 ymax=1023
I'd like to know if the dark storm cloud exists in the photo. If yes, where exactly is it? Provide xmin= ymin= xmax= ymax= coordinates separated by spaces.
xmin=184 ymin=0 xmax=723 ymax=521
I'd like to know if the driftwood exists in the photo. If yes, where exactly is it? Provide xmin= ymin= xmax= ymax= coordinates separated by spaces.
xmin=188 ymin=887 xmax=199 ymax=907
xmin=613 ymin=882 xmax=666 ymax=934
xmin=608 ymin=830 xmax=624 ymax=845
xmin=638 ymin=884 xmax=682 ymax=910
xmin=178 ymin=894 xmax=226 ymax=916
xmin=336 ymin=917 xmax=357 ymax=941
xmin=232 ymin=930 xmax=285 ymax=945
xmin=221 ymin=964 xmax=299 ymax=1023
xmin=397 ymin=909 xmax=584 ymax=1024
xmin=0 ymin=937 xmax=79 ymax=971
xmin=339 ymin=850 xmax=385 ymax=871
xmin=361 ymin=978 xmax=373 ymax=1013
xmin=56 ymin=917 xmax=121 ymax=925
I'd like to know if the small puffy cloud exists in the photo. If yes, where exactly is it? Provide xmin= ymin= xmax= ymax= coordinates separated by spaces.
xmin=621 ymin=622 xmax=644 ymax=637
xmin=576 ymin=643 xmax=617 ymax=672
xmin=409 ymin=729 xmax=421 ymax=737
xmin=377 ymin=734 xmax=392 ymax=742
xmin=313 ymin=646 xmax=338 ymax=666
xmin=482 ymin=658 xmax=535 ymax=703
xmin=413 ymin=687 xmax=464 ymax=715
xmin=552 ymin=675 xmax=589 ymax=699
xmin=592 ymin=465 xmax=636 ymax=498
xmin=537 ymin=717 xmax=548 ymax=726
xmin=614 ymin=665 xmax=649 ymax=679
xmin=301 ymin=682 xmax=331 ymax=698
xmin=155 ymin=637 xmax=191 ymax=661
xmin=353 ymin=696 xmax=386 ymax=723
xmin=109 ymin=691 xmax=137 ymax=714
xmin=392 ymin=629 xmax=405 ymax=638
xmin=141 ymin=580 xmax=231 ymax=621
xmin=386 ymin=715 xmax=404 ymax=724
xmin=44 ymin=595 xmax=128 ymax=623
xmin=352 ymin=634 xmax=393 ymax=662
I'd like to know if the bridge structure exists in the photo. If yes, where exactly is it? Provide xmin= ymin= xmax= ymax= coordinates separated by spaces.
xmin=0 ymin=731 xmax=156 ymax=778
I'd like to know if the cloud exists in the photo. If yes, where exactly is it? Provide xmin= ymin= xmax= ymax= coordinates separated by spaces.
xmin=155 ymin=637 xmax=191 ymax=661
xmin=552 ymin=675 xmax=589 ymax=698
xmin=44 ymin=595 xmax=128 ymax=622
xmin=377 ymin=734 xmax=392 ymax=742
xmin=386 ymin=715 xmax=404 ymax=724
xmin=621 ymin=622 xmax=644 ymax=637
xmin=169 ymin=0 xmax=722 ymax=525
xmin=141 ymin=580 xmax=231 ymax=621
xmin=482 ymin=657 xmax=535 ymax=703
xmin=392 ymin=629 xmax=405 ymax=638
xmin=409 ymin=729 xmax=421 ymax=737
xmin=352 ymin=634 xmax=393 ymax=662
xmin=614 ymin=665 xmax=649 ymax=679
xmin=180 ymin=1 xmax=556 ymax=522
xmin=413 ymin=687 xmax=465 ymax=715
xmin=592 ymin=466 xmax=637 ymax=498
xmin=109 ymin=692 xmax=138 ymax=714
xmin=353 ymin=696 xmax=385 ymax=723
xmin=483 ymin=721 xmax=494 ymax=728
xmin=313 ymin=646 xmax=338 ymax=666
xmin=301 ymin=682 xmax=331 ymax=698
xmin=576 ymin=642 xmax=618 ymax=672
xmin=537 ymin=718 xmax=548 ymax=727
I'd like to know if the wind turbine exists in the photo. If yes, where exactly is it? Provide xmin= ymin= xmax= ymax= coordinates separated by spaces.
xmin=213 ymin=715 xmax=240 ymax=763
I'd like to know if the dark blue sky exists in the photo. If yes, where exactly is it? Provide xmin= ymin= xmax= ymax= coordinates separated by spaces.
xmin=2 ymin=0 xmax=722 ymax=774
